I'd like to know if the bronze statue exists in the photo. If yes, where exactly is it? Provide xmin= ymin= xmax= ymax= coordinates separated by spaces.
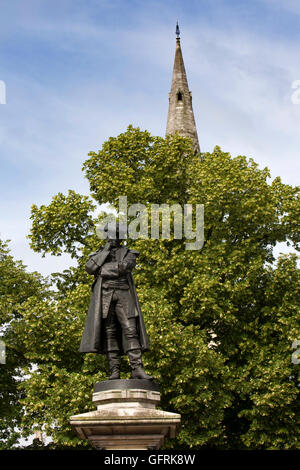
xmin=79 ymin=222 xmax=153 ymax=380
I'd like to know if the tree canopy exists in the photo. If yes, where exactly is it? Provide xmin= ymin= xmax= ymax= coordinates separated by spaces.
xmin=0 ymin=239 xmax=48 ymax=448
xmin=2 ymin=126 xmax=299 ymax=449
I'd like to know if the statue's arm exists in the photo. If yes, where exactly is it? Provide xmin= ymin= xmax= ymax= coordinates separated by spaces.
xmin=100 ymin=262 xmax=119 ymax=278
xmin=100 ymin=250 xmax=139 ymax=278
xmin=118 ymin=250 xmax=139 ymax=274
xmin=85 ymin=252 xmax=100 ymax=275
xmin=85 ymin=247 xmax=109 ymax=275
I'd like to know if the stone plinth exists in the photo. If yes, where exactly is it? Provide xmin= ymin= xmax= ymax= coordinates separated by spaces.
xmin=70 ymin=379 xmax=181 ymax=450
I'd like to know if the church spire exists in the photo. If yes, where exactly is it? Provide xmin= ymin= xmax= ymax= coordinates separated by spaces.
xmin=166 ymin=23 xmax=200 ymax=154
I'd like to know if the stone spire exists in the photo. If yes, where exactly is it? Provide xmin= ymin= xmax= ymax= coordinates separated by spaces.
xmin=166 ymin=23 xmax=200 ymax=154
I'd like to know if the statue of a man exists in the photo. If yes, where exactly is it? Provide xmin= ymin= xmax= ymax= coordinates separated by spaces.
xmin=79 ymin=222 xmax=153 ymax=381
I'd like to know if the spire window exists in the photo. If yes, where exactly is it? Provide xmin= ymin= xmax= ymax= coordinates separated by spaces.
xmin=177 ymin=91 xmax=183 ymax=101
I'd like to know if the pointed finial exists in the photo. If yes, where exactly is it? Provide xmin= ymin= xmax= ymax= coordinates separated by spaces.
xmin=176 ymin=21 xmax=180 ymax=39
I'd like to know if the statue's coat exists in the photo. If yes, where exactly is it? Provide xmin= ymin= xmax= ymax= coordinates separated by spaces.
xmin=79 ymin=244 xmax=149 ymax=355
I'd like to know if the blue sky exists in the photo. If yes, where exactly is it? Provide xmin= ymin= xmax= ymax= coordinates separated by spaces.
xmin=0 ymin=0 xmax=299 ymax=275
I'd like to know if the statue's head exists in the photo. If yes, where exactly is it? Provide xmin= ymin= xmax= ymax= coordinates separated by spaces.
xmin=99 ymin=221 xmax=127 ymax=247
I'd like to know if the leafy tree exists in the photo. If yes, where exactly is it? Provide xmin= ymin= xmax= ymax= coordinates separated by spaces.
xmin=0 ymin=239 xmax=48 ymax=449
xmin=15 ymin=126 xmax=300 ymax=448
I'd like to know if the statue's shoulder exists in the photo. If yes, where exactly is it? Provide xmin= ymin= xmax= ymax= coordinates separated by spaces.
xmin=128 ymin=249 xmax=139 ymax=257
xmin=89 ymin=251 xmax=97 ymax=257
xmin=88 ymin=247 xmax=104 ymax=257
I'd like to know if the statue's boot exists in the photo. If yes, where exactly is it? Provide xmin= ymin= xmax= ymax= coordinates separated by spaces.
xmin=107 ymin=351 xmax=120 ymax=380
xmin=127 ymin=349 xmax=154 ymax=380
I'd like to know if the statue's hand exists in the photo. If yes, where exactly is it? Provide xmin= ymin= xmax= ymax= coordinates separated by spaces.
xmin=118 ymin=262 xmax=128 ymax=274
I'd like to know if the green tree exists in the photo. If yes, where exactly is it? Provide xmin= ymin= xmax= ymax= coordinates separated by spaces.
xmin=18 ymin=126 xmax=300 ymax=449
xmin=0 ymin=239 xmax=48 ymax=449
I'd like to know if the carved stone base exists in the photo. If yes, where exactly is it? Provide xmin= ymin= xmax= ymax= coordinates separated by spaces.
xmin=70 ymin=379 xmax=181 ymax=450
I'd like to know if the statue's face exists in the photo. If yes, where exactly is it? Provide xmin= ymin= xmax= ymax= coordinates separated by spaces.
xmin=108 ymin=238 xmax=121 ymax=248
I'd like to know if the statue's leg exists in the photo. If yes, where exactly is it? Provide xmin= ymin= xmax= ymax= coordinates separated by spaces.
xmin=127 ymin=347 xmax=154 ymax=380
xmin=105 ymin=298 xmax=121 ymax=380
xmin=114 ymin=291 xmax=153 ymax=380
xmin=106 ymin=350 xmax=120 ymax=380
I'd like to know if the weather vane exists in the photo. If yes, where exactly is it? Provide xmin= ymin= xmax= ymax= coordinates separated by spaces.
xmin=176 ymin=21 xmax=180 ymax=39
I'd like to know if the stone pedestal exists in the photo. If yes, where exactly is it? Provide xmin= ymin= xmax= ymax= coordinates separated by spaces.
xmin=70 ymin=379 xmax=181 ymax=450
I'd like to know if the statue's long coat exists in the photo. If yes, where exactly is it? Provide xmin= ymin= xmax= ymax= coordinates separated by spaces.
xmin=79 ymin=244 xmax=149 ymax=355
